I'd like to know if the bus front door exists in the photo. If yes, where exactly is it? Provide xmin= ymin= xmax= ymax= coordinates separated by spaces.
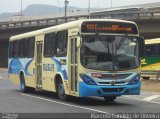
xmin=35 ymin=41 xmax=43 ymax=90
xmin=69 ymin=37 xmax=78 ymax=95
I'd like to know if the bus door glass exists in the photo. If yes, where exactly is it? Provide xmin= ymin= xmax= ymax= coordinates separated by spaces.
xmin=69 ymin=37 xmax=78 ymax=93
xmin=36 ymin=41 xmax=43 ymax=89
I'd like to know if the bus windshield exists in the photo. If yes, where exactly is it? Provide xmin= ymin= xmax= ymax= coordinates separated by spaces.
xmin=80 ymin=35 xmax=139 ymax=71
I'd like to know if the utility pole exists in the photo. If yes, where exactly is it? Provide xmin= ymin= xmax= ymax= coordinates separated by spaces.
xmin=111 ymin=0 xmax=112 ymax=8
xmin=88 ymin=0 xmax=90 ymax=13
xmin=64 ymin=0 xmax=69 ymax=17
xmin=20 ymin=0 xmax=22 ymax=16
xmin=88 ymin=0 xmax=91 ymax=19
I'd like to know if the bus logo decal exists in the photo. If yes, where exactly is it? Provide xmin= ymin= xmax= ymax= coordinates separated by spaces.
xmin=43 ymin=64 xmax=54 ymax=72
xmin=111 ymin=81 xmax=115 ymax=85
xmin=52 ymin=58 xmax=68 ymax=80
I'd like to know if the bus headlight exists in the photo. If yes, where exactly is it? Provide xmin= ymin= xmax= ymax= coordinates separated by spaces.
xmin=128 ymin=74 xmax=140 ymax=85
xmin=80 ymin=74 xmax=96 ymax=85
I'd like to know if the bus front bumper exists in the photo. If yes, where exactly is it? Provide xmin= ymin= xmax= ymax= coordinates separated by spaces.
xmin=78 ymin=82 xmax=141 ymax=97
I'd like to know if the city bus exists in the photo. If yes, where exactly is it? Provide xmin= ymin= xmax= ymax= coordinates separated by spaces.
xmin=141 ymin=38 xmax=160 ymax=80
xmin=8 ymin=19 xmax=144 ymax=101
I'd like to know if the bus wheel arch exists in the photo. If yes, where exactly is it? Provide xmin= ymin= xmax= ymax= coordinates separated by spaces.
xmin=54 ymin=74 xmax=68 ymax=101
xmin=54 ymin=74 xmax=61 ymax=92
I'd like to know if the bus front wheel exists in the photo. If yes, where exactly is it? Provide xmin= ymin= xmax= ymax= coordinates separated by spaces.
xmin=104 ymin=96 xmax=117 ymax=102
xmin=57 ymin=80 xmax=68 ymax=101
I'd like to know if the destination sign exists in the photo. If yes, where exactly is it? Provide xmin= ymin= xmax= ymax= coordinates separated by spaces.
xmin=81 ymin=21 xmax=138 ymax=34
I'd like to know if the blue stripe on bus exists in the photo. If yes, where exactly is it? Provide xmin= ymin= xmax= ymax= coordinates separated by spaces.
xmin=8 ymin=58 xmax=33 ymax=76
xmin=25 ymin=59 xmax=33 ymax=74
xmin=51 ymin=58 xmax=68 ymax=80
xmin=8 ymin=59 xmax=14 ymax=73
xmin=78 ymin=81 xmax=141 ymax=97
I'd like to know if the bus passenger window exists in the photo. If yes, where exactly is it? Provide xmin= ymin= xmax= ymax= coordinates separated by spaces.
xmin=19 ymin=40 xmax=23 ymax=58
xmin=146 ymin=48 xmax=152 ymax=55
xmin=27 ymin=37 xmax=35 ymax=58
xmin=44 ymin=33 xmax=56 ymax=57
xmin=145 ymin=44 xmax=159 ymax=56
xmin=56 ymin=30 xmax=68 ymax=57
xmin=9 ymin=41 xmax=13 ymax=58
xmin=13 ymin=40 xmax=19 ymax=58
xmin=19 ymin=39 xmax=28 ymax=58
xmin=158 ymin=44 xmax=160 ymax=55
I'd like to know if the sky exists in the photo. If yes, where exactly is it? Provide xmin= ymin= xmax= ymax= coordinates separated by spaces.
xmin=1 ymin=0 xmax=160 ymax=13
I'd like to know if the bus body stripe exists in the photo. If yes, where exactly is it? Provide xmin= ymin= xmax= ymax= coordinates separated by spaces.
xmin=8 ymin=59 xmax=33 ymax=76
xmin=52 ymin=58 xmax=68 ymax=80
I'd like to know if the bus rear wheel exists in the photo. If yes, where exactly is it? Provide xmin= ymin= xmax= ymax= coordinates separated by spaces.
xmin=104 ymin=96 xmax=117 ymax=102
xmin=20 ymin=74 xmax=29 ymax=93
xmin=57 ymin=80 xmax=68 ymax=101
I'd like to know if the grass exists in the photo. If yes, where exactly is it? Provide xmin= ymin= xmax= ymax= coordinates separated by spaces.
xmin=141 ymin=79 xmax=160 ymax=92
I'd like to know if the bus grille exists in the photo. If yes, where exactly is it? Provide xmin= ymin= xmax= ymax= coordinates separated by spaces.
xmin=102 ymin=88 xmax=124 ymax=92
xmin=100 ymin=73 xmax=131 ymax=80
xmin=99 ymin=82 xmax=125 ymax=85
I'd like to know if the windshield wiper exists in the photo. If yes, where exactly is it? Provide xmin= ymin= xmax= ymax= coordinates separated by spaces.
xmin=116 ymin=34 xmax=128 ymax=50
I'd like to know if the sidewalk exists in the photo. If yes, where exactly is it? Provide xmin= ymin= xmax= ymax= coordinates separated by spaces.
xmin=142 ymin=79 xmax=160 ymax=92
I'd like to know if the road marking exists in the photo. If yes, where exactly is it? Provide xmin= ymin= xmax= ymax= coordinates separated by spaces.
xmin=22 ymin=94 xmax=108 ymax=113
xmin=143 ymin=95 xmax=160 ymax=101
xmin=122 ymin=96 xmax=160 ymax=105
xmin=22 ymin=94 xmax=127 ymax=118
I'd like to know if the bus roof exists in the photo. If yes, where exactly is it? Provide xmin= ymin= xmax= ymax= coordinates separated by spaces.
xmin=145 ymin=38 xmax=160 ymax=45
xmin=10 ymin=19 xmax=137 ymax=41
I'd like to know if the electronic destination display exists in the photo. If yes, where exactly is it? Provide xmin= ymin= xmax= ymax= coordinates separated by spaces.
xmin=81 ymin=21 xmax=138 ymax=34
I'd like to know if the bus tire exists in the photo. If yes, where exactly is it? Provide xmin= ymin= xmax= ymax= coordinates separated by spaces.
xmin=20 ymin=74 xmax=29 ymax=93
xmin=104 ymin=96 xmax=117 ymax=102
xmin=57 ymin=79 xmax=68 ymax=101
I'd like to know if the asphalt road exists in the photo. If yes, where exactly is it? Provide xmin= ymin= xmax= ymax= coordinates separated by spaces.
xmin=0 ymin=70 xmax=160 ymax=118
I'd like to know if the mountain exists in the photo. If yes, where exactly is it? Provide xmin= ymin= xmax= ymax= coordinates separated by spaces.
xmin=0 ymin=4 xmax=86 ymax=19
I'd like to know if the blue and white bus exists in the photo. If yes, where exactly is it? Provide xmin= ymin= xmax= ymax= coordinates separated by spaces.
xmin=8 ymin=19 xmax=144 ymax=101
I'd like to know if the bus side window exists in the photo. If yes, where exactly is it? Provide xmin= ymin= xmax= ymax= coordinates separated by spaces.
xmin=9 ymin=41 xmax=13 ymax=58
xmin=52 ymin=33 xmax=57 ymax=56
xmin=24 ymin=39 xmax=28 ymax=58
xmin=145 ymin=44 xmax=158 ymax=56
xmin=44 ymin=34 xmax=52 ymax=57
xmin=19 ymin=39 xmax=27 ymax=58
xmin=19 ymin=40 xmax=24 ymax=58
xmin=27 ymin=37 xmax=35 ymax=58
xmin=44 ymin=33 xmax=56 ymax=57
xmin=56 ymin=30 xmax=68 ymax=57
xmin=158 ymin=44 xmax=160 ymax=55
xmin=19 ymin=40 xmax=22 ymax=58
xmin=13 ymin=40 xmax=19 ymax=58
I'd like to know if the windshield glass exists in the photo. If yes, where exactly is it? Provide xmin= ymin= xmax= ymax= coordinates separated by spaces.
xmin=80 ymin=35 xmax=139 ymax=71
